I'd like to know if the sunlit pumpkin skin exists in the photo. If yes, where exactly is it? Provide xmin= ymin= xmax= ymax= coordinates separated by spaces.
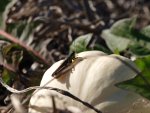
xmin=29 ymin=51 xmax=150 ymax=113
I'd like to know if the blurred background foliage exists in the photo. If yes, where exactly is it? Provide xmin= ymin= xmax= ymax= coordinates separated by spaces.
xmin=0 ymin=0 xmax=150 ymax=112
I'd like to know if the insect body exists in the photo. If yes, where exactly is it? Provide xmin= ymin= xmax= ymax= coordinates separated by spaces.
xmin=51 ymin=51 xmax=83 ymax=78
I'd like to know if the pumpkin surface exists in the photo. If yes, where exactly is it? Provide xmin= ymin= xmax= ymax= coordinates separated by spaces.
xmin=29 ymin=51 xmax=150 ymax=113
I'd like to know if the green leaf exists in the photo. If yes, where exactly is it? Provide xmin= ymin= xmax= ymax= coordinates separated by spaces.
xmin=138 ymin=25 xmax=150 ymax=45
xmin=111 ymin=17 xmax=136 ymax=39
xmin=101 ymin=17 xmax=150 ymax=56
xmin=93 ymin=44 xmax=112 ymax=54
xmin=2 ymin=68 xmax=16 ymax=85
xmin=131 ymin=28 xmax=150 ymax=42
xmin=101 ymin=29 xmax=131 ymax=52
xmin=116 ymin=55 xmax=150 ymax=100
xmin=101 ymin=18 xmax=137 ymax=52
xmin=70 ymin=33 xmax=93 ymax=53
xmin=141 ymin=25 xmax=150 ymax=38
xmin=2 ymin=44 xmax=23 ymax=66
xmin=129 ymin=44 xmax=150 ymax=56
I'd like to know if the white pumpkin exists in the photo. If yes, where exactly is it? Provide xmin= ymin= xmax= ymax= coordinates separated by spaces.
xmin=29 ymin=51 xmax=150 ymax=113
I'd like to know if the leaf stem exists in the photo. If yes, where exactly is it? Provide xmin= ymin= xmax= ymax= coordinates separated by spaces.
xmin=0 ymin=30 xmax=50 ymax=66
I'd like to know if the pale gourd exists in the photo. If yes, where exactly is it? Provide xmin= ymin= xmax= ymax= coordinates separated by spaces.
xmin=29 ymin=51 xmax=150 ymax=113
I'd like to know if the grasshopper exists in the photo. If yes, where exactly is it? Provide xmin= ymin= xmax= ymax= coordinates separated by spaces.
xmin=51 ymin=51 xmax=83 ymax=78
